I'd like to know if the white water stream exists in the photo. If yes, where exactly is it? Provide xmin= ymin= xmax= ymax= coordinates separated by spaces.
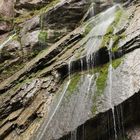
xmin=82 ymin=5 xmax=120 ymax=71
xmin=36 ymin=57 xmax=74 ymax=140
xmin=35 ymin=4 xmax=123 ymax=140
xmin=36 ymin=79 xmax=70 ymax=140
xmin=108 ymin=37 xmax=118 ymax=139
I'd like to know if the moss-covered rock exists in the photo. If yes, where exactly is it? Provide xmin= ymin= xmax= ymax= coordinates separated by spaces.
xmin=67 ymin=73 xmax=81 ymax=94
xmin=38 ymin=30 xmax=48 ymax=44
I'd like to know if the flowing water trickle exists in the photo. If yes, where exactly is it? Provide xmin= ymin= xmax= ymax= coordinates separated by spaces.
xmin=87 ymin=74 xmax=94 ymax=92
xmin=120 ymin=105 xmax=125 ymax=138
xmin=116 ymin=105 xmax=125 ymax=139
xmin=108 ymin=38 xmax=118 ymax=139
xmin=37 ymin=80 xmax=71 ymax=140
xmin=80 ymin=59 xmax=84 ymax=72
xmin=68 ymin=57 xmax=78 ymax=140
xmin=36 ymin=57 xmax=75 ymax=140
xmin=82 ymin=5 xmax=120 ymax=71
xmin=69 ymin=73 xmax=94 ymax=140
xmin=35 ymin=4 xmax=124 ymax=140
xmin=89 ymin=2 xmax=94 ymax=18
xmin=68 ymin=57 xmax=73 ymax=80
xmin=0 ymin=33 xmax=16 ymax=50
xmin=71 ymin=129 xmax=77 ymax=140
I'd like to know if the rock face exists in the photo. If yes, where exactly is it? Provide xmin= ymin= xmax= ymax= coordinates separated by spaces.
xmin=0 ymin=0 xmax=14 ymax=33
xmin=0 ymin=0 xmax=14 ymax=17
xmin=0 ymin=0 xmax=140 ymax=140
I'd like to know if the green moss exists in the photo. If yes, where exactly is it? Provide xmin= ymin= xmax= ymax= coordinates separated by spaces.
xmin=0 ymin=60 xmax=25 ymax=81
xmin=100 ymin=9 xmax=123 ymax=48
xmin=38 ymin=0 xmax=60 ymax=14
xmin=114 ymin=9 xmax=123 ymax=25
xmin=112 ymin=33 xmax=126 ymax=52
xmin=84 ymin=24 xmax=92 ymax=36
xmin=92 ymin=105 xmax=97 ymax=114
xmin=14 ymin=13 xmax=32 ymax=24
xmin=38 ymin=31 xmax=48 ymax=43
xmin=95 ymin=64 xmax=109 ymax=95
xmin=28 ymin=50 xmax=40 ymax=59
xmin=112 ymin=44 xmax=118 ymax=52
xmin=67 ymin=74 xmax=81 ymax=94
xmin=94 ymin=57 xmax=122 ymax=95
xmin=91 ymin=57 xmax=122 ymax=114
xmin=112 ymin=58 xmax=122 ymax=69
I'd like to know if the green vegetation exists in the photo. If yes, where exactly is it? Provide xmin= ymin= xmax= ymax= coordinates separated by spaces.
xmin=112 ymin=58 xmax=122 ymax=69
xmin=38 ymin=30 xmax=48 ymax=44
xmin=84 ymin=24 xmax=92 ymax=36
xmin=91 ymin=57 xmax=122 ymax=114
xmin=92 ymin=105 xmax=97 ymax=114
xmin=100 ymin=9 xmax=123 ymax=49
xmin=67 ymin=73 xmax=81 ymax=95
xmin=28 ymin=50 xmax=40 ymax=59
xmin=0 ymin=61 xmax=24 ymax=82
xmin=95 ymin=58 xmax=122 ymax=94
xmin=95 ymin=64 xmax=109 ymax=96
xmin=112 ymin=33 xmax=126 ymax=52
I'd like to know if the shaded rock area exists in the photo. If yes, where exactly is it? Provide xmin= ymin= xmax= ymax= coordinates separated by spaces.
xmin=0 ymin=0 xmax=140 ymax=140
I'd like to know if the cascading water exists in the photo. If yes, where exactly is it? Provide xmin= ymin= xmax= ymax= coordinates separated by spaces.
xmin=83 ymin=6 xmax=121 ymax=139
xmin=35 ymin=57 xmax=74 ymax=140
xmin=69 ymin=73 xmax=94 ymax=140
xmin=35 ymin=4 xmax=125 ymax=140
xmin=108 ymin=38 xmax=118 ymax=139
xmin=81 ymin=5 xmax=120 ymax=70
xmin=36 ymin=79 xmax=71 ymax=140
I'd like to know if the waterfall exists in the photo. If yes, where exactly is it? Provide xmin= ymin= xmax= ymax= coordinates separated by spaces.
xmin=84 ymin=7 xmax=120 ymax=139
xmin=35 ymin=58 xmax=74 ymax=140
xmin=87 ymin=74 xmax=94 ymax=92
xmin=82 ymin=4 xmax=120 ymax=69
xmin=0 ymin=33 xmax=16 ymax=50
xmin=108 ymin=37 xmax=118 ymax=139
xmin=69 ymin=74 xmax=94 ymax=140
xmin=89 ymin=2 xmax=94 ymax=17
xmin=35 ymin=4 xmax=124 ymax=140
xmin=68 ymin=56 xmax=74 ymax=80
xmin=82 ymin=2 xmax=95 ymax=22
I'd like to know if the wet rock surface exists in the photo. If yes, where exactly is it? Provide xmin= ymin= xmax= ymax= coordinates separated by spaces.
xmin=0 ymin=0 xmax=140 ymax=140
